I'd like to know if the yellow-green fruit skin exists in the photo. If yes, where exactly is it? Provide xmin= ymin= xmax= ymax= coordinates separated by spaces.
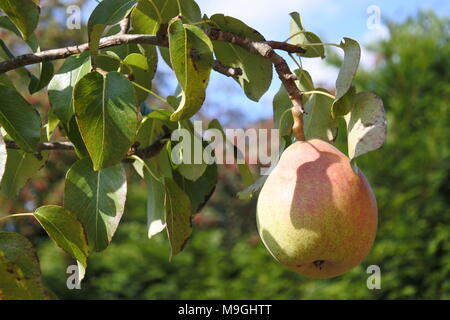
xmin=257 ymin=139 xmax=378 ymax=279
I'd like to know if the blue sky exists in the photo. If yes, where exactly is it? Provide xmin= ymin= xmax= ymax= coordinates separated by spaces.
xmin=82 ymin=0 xmax=450 ymax=122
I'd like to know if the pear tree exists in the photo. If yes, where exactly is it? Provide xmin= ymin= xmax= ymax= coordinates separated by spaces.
xmin=0 ymin=0 xmax=386 ymax=298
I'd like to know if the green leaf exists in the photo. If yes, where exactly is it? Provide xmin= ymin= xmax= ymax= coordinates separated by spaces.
xmin=133 ymin=151 xmax=172 ymax=239
xmin=0 ymin=232 xmax=49 ymax=300
xmin=168 ymin=19 xmax=214 ymax=121
xmin=159 ymin=46 xmax=172 ymax=68
xmin=122 ymin=53 xmax=156 ymax=103
xmin=237 ymin=175 xmax=268 ymax=200
xmin=0 ymin=133 xmax=6 ymax=184
xmin=29 ymin=61 xmax=54 ymax=94
xmin=289 ymin=12 xmax=325 ymax=58
xmin=0 ymin=85 xmax=41 ymax=153
xmin=332 ymin=85 xmax=356 ymax=118
xmin=0 ymin=0 xmax=40 ymax=40
xmin=332 ymin=38 xmax=361 ymax=117
xmin=48 ymin=51 xmax=91 ymax=126
xmin=208 ymin=119 xmax=254 ymax=187
xmin=66 ymin=116 xmax=89 ymax=159
xmin=0 ymin=149 xmax=48 ymax=198
xmin=164 ymin=177 xmax=193 ymax=259
xmin=0 ymin=73 xmax=13 ymax=88
xmin=131 ymin=0 xmax=201 ymax=35
xmin=45 ymin=109 xmax=59 ymax=141
xmin=174 ymin=162 xmax=217 ymax=213
xmin=0 ymin=15 xmax=56 ymax=96
xmin=88 ymin=0 xmax=137 ymax=58
xmin=64 ymin=158 xmax=127 ymax=252
xmin=209 ymin=14 xmax=273 ymax=101
xmin=0 ymin=37 xmax=31 ymax=87
xmin=344 ymin=91 xmax=387 ymax=160
xmin=136 ymin=110 xmax=174 ymax=145
xmin=173 ymin=120 xmax=208 ymax=181
xmin=304 ymin=88 xmax=338 ymax=142
xmin=73 ymin=71 xmax=138 ymax=170
xmin=33 ymin=205 xmax=90 ymax=278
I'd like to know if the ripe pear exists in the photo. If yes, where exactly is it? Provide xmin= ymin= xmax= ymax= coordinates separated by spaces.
xmin=257 ymin=139 xmax=378 ymax=279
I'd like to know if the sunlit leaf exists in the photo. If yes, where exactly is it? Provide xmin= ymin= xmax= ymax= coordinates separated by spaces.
xmin=64 ymin=158 xmax=127 ymax=252
xmin=0 ymin=149 xmax=48 ymax=198
xmin=73 ymin=71 xmax=138 ymax=170
xmin=48 ymin=51 xmax=92 ymax=126
xmin=289 ymin=12 xmax=324 ymax=58
xmin=304 ymin=88 xmax=338 ymax=142
xmin=88 ymin=0 xmax=137 ymax=58
xmin=209 ymin=14 xmax=273 ymax=102
xmin=168 ymin=19 xmax=214 ymax=121
xmin=332 ymin=38 xmax=361 ymax=117
xmin=122 ymin=53 xmax=156 ymax=103
xmin=45 ymin=109 xmax=59 ymax=141
xmin=0 ymin=0 xmax=40 ymax=40
xmin=0 ymin=85 xmax=41 ymax=153
xmin=133 ymin=151 xmax=171 ymax=239
xmin=345 ymin=91 xmax=387 ymax=160
xmin=33 ymin=205 xmax=90 ymax=279
xmin=131 ymin=0 xmax=201 ymax=35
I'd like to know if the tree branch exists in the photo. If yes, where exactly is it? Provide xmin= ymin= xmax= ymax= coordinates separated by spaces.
xmin=0 ymin=34 xmax=243 ymax=78
xmin=206 ymin=29 xmax=306 ymax=141
xmin=4 ymin=133 xmax=170 ymax=161
xmin=0 ymin=30 xmax=307 ymax=140
xmin=5 ymin=141 xmax=75 ymax=151
xmin=212 ymin=60 xmax=243 ymax=78
xmin=0 ymin=33 xmax=306 ymax=79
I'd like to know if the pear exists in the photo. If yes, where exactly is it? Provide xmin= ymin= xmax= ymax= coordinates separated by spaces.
xmin=257 ymin=139 xmax=378 ymax=279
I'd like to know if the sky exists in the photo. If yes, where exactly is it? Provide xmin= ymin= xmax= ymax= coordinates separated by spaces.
xmin=82 ymin=0 xmax=450 ymax=122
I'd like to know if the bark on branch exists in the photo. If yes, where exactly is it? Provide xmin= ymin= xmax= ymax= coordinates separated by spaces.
xmin=206 ymin=29 xmax=306 ymax=141
xmin=0 ymin=34 xmax=244 ymax=78
xmin=4 ymin=132 xmax=170 ymax=161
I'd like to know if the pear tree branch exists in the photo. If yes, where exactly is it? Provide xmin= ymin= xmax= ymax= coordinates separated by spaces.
xmin=205 ymin=29 xmax=306 ymax=141
xmin=0 ymin=29 xmax=308 ymax=140
xmin=4 ymin=130 xmax=171 ymax=161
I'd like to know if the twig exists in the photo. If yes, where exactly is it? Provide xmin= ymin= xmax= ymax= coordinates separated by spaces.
xmin=4 ymin=133 xmax=170 ymax=160
xmin=213 ymin=60 xmax=243 ymax=78
xmin=132 ymin=128 xmax=171 ymax=159
xmin=119 ymin=14 xmax=131 ymax=35
xmin=5 ymin=140 xmax=74 ymax=151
